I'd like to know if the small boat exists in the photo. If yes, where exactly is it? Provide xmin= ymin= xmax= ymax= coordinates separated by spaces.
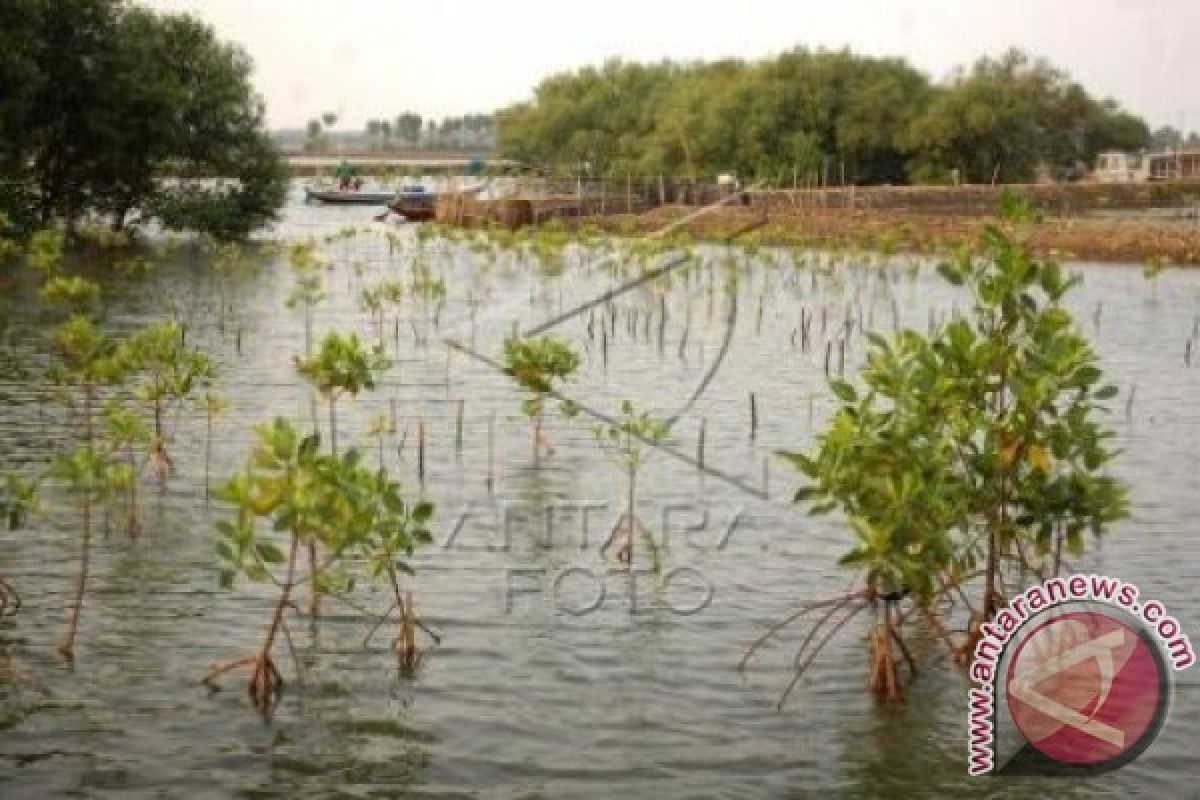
xmin=304 ymin=186 xmax=396 ymax=205
xmin=387 ymin=183 xmax=487 ymax=222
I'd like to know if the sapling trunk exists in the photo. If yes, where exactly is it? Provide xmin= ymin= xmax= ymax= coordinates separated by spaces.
xmin=486 ymin=411 xmax=495 ymax=493
xmin=60 ymin=490 xmax=92 ymax=658
xmin=203 ymin=407 xmax=215 ymax=502
xmin=417 ymin=419 xmax=426 ymax=487
xmin=126 ymin=442 xmax=140 ymax=536
xmin=532 ymin=411 xmax=542 ymax=465
xmin=152 ymin=397 xmax=169 ymax=488
xmin=60 ymin=382 xmax=96 ymax=659
xmin=455 ymin=399 xmax=464 ymax=455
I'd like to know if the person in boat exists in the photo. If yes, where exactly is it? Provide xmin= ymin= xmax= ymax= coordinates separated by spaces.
xmin=334 ymin=160 xmax=356 ymax=190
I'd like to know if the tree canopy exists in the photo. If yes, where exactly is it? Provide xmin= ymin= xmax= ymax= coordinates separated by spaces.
xmin=0 ymin=0 xmax=286 ymax=239
xmin=496 ymin=47 xmax=1150 ymax=185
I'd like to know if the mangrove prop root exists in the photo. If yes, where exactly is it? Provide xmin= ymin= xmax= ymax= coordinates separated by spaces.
xmin=739 ymin=589 xmax=869 ymax=671
xmin=396 ymin=590 xmax=418 ymax=671
xmin=868 ymin=624 xmax=902 ymax=702
xmin=249 ymin=654 xmax=284 ymax=715
xmin=280 ymin=618 xmax=306 ymax=687
xmin=777 ymin=602 xmax=868 ymax=710
xmin=0 ymin=579 xmax=20 ymax=617
xmin=202 ymin=655 xmax=256 ymax=690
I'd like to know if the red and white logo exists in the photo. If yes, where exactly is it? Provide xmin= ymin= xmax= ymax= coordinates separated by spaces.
xmin=1005 ymin=610 xmax=1164 ymax=766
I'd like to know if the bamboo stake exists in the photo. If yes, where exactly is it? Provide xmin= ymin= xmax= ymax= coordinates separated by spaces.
xmin=455 ymin=399 xmax=464 ymax=453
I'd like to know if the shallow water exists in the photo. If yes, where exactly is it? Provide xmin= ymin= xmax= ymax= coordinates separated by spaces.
xmin=1 ymin=190 xmax=1198 ymax=798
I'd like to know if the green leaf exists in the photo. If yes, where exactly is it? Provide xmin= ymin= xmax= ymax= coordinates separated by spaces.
xmin=255 ymin=541 xmax=286 ymax=565
xmin=829 ymin=380 xmax=857 ymax=403
xmin=792 ymin=486 xmax=820 ymax=504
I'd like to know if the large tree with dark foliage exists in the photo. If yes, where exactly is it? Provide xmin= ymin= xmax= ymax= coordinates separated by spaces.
xmin=0 ymin=0 xmax=286 ymax=239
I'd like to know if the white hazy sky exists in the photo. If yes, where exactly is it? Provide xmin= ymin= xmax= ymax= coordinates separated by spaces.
xmin=141 ymin=0 xmax=1197 ymax=131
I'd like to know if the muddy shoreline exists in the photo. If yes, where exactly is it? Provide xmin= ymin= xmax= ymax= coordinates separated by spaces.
xmin=582 ymin=205 xmax=1200 ymax=265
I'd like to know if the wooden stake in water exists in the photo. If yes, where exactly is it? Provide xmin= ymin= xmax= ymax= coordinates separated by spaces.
xmin=486 ymin=412 xmax=495 ymax=493
xmin=838 ymin=339 xmax=846 ymax=376
xmin=417 ymin=418 xmax=426 ymax=487
xmin=455 ymin=399 xmax=465 ymax=454
xmin=824 ymin=341 xmax=832 ymax=376
xmin=697 ymin=418 xmax=706 ymax=470
xmin=601 ymin=324 xmax=609 ymax=370
xmin=749 ymin=392 xmax=758 ymax=440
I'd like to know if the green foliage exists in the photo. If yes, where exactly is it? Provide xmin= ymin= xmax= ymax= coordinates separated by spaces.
xmin=212 ymin=417 xmax=433 ymax=592
xmin=782 ymin=220 xmax=1128 ymax=603
xmin=503 ymin=336 xmax=580 ymax=396
xmin=118 ymin=321 xmax=216 ymax=410
xmin=0 ymin=471 xmax=39 ymax=531
xmin=40 ymin=275 xmax=101 ymax=314
xmin=0 ymin=0 xmax=286 ymax=238
xmin=904 ymin=50 xmax=1148 ymax=183
xmin=295 ymin=332 xmax=391 ymax=400
xmin=497 ymin=48 xmax=1147 ymax=184
xmin=592 ymin=399 xmax=670 ymax=474
xmin=503 ymin=335 xmax=580 ymax=419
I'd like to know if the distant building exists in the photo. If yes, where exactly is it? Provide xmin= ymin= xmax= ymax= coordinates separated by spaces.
xmin=1093 ymin=149 xmax=1200 ymax=183
xmin=1093 ymin=151 xmax=1146 ymax=183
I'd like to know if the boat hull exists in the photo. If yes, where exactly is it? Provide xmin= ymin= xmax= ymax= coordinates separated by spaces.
xmin=304 ymin=188 xmax=394 ymax=205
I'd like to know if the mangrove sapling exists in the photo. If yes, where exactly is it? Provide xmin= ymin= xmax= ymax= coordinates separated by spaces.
xmin=295 ymin=331 xmax=391 ymax=457
xmin=101 ymin=401 xmax=150 ymax=537
xmin=358 ymin=476 xmax=435 ymax=671
xmin=206 ymin=418 xmax=436 ymax=709
xmin=0 ymin=471 xmax=39 ymax=616
xmin=359 ymin=280 xmax=404 ymax=349
xmin=52 ymin=446 xmax=117 ymax=658
xmin=763 ymin=206 xmax=1128 ymax=703
xmin=119 ymin=321 xmax=215 ymax=486
xmin=592 ymin=401 xmax=669 ymax=573
xmin=201 ymin=391 xmax=230 ymax=501
xmin=294 ymin=331 xmax=391 ymax=615
xmin=285 ymin=242 xmax=327 ymax=431
xmin=501 ymin=336 xmax=580 ymax=464
xmin=367 ymin=413 xmax=396 ymax=471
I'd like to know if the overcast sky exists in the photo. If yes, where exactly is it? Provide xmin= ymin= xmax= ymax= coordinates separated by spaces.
xmin=142 ymin=0 xmax=1197 ymax=132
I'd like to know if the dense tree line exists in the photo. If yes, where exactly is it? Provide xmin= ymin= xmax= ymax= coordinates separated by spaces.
xmin=496 ymin=48 xmax=1149 ymax=185
xmin=0 ymin=0 xmax=287 ymax=239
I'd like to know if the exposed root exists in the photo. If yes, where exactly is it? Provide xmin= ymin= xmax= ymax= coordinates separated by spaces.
xmin=739 ymin=588 xmax=869 ymax=671
xmin=202 ymin=655 xmax=256 ymax=690
xmin=0 ymin=579 xmax=20 ymax=617
xmin=396 ymin=590 xmax=418 ymax=673
xmin=147 ymin=440 xmax=173 ymax=486
xmin=777 ymin=601 xmax=868 ymax=710
xmin=248 ymin=653 xmax=284 ymax=715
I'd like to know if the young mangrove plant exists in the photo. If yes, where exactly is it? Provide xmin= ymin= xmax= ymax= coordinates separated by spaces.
xmin=755 ymin=206 xmax=1128 ymax=704
xmin=294 ymin=331 xmax=391 ymax=615
xmin=204 ymin=417 xmax=434 ymax=711
xmin=101 ymin=400 xmax=150 ymax=537
xmin=118 ymin=321 xmax=216 ymax=486
xmin=200 ymin=391 xmax=230 ymax=501
xmin=0 ymin=470 xmax=39 ymax=616
xmin=359 ymin=280 xmax=405 ymax=349
xmin=51 ymin=445 xmax=119 ymax=657
xmin=295 ymin=331 xmax=391 ymax=456
xmin=592 ymin=400 xmax=669 ymax=572
xmin=502 ymin=336 xmax=579 ymax=464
